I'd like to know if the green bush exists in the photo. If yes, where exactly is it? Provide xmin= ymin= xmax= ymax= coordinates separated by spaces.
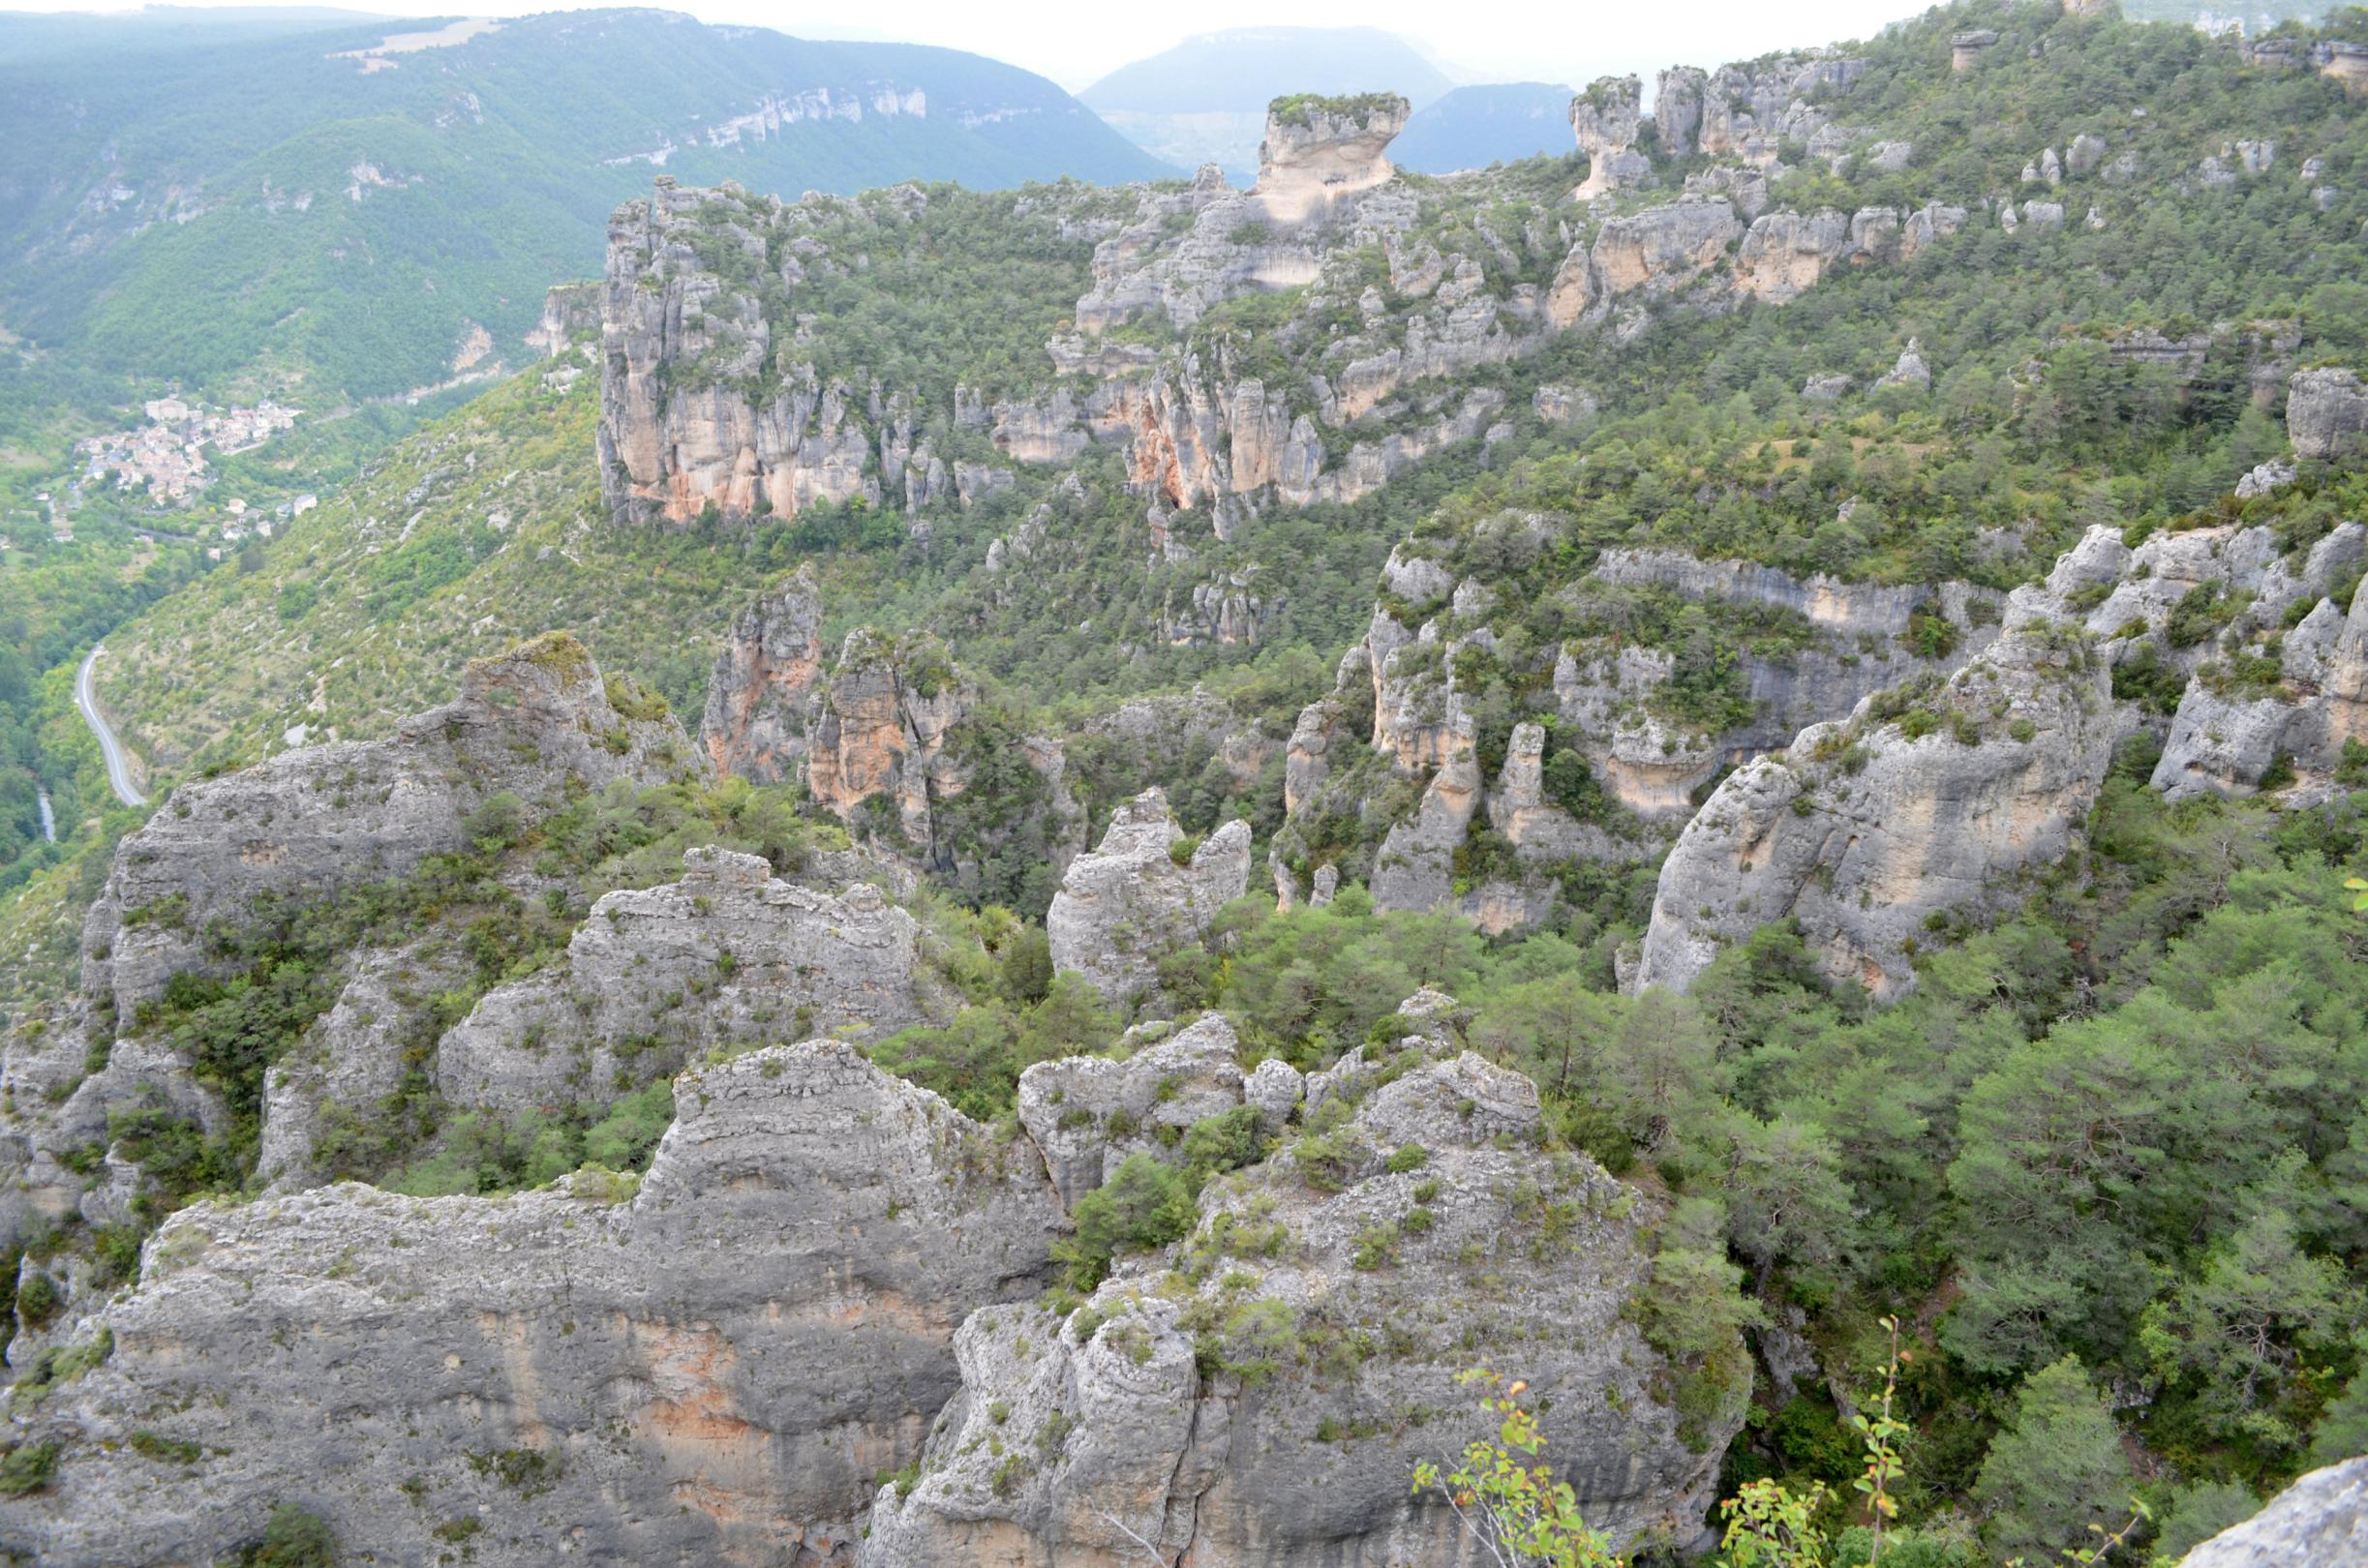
xmin=1054 ymin=1153 xmax=1196 ymax=1290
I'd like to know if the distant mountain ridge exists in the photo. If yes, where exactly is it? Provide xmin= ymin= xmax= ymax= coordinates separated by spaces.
xmin=1392 ymin=81 xmax=1579 ymax=173
xmin=1080 ymin=25 xmax=1453 ymax=178
xmin=0 ymin=7 xmax=1169 ymax=404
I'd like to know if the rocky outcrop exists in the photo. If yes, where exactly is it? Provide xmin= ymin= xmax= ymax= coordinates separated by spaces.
xmin=1571 ymin=76 xmax=1650 ymax=199
xmin=11 ymin=1042 xmax=1064 ymax=1568
xmin=1047 ymin=789 xmax=1250 ymax=1005
xmin=598 ymin=187 xmax=872 ymax=523
xmin=2151 ymin=539 xmax=2368 ymax=800
xmin=1253 ymin=94 xmax=1412 ymax=226
xmin=81 ymin=633 xmax=691 ymax=1017
xmin=435 ymin=848 xmax=937 ymax=1114
xmin=805 ymin=629 xmax=972 ymax=854
xmin=2176 ymin=1456 xmax=2366 ymax=1567
xmin=701 ymin=564 xmax=826 ymax=783
xmin=1551 ymin=197 xmax=1743 ymax=327
xmin=1635 ymin=615 xmax=2121 ymax=999
xmin=1016 ymin=1012 xmax=1256 ymax=1207
xmin=525 ymin=279 xmax=600 ymax=356
xmin=1550 ymin=196 xmax=1961 ymax=328
xmin=866 ymin=1001 xmax=1746 ymax=1566
xmin=1655 ymin=56 xmax=1865 ymax=162
xmin=2288 ymin=367 xmax=2368 ymax=461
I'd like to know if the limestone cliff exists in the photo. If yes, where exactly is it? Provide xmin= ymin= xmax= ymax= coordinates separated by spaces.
xmin=9 ymin=1043 xmax=1063 ymax=1568
xmin=867 ymin=996 xmax=1746 ymax=1566
xmin=1633 ymin=617 xmax=2121 ymax=998
xmin=82 ymin=633 xmax=692 ymax=1018
xmin=434 ymin=848 xmax=940 ymax=1117
xmin=700 ymin=564 xmax=826 ymax=783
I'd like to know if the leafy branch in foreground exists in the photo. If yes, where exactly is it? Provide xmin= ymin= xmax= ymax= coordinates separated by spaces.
xmin=1411 ymin=1370 xmax=1619 ymax=1568
xmin=1422 ymin=1330 xmax=2162 ymax=1568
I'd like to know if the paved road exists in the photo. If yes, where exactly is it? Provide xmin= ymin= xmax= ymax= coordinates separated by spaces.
xmin=76 ymin=646 xmax=146 ymax=807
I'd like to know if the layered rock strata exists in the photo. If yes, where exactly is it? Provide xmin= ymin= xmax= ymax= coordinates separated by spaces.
xmin=8 ymin=1043 xmax=1064 ymax=1568
xmin=435 ymin=848 xmax=938 ymax=1114
xmin=700 ymin=564 xmax=826 ymax=783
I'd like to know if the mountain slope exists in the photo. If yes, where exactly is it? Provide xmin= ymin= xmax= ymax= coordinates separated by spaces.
xmin=1392 ymin=81 xmax=1578 ymax=173
xmin=0 ymin=7 xmax=1168 ymax=404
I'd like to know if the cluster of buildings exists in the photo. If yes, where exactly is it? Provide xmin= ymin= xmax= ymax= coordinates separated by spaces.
xmin=75 ymin=396 xmax=301 ymax=502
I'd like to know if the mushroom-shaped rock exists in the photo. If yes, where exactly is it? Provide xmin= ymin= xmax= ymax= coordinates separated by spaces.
xmin=1571 ymin=75 xmax=1652 ymax=199
xmin=1253 ymin=93 xmax=1411 ymax=226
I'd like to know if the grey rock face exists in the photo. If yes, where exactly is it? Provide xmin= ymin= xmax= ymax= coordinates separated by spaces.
xmin=1016 ymin=1012 xmax=1249 ymax=1207
xmin=701 ymin=563 xmax=826 ymax=783
xmin=2153 ymin=566 xmax=2368 ymax=800
xmin=12 ymin=1042 xmax=1063 ymax=1568
xmin=256 ymin=942 xmax=468 ymax=1191
xmin=436 ymin=848 xmax=939 ymax=1114
xmin=866 ymin=1015 xmax=1744 ymax=1568
xmin=81 ymin=634 xmax=693 ymax=1018
xmin=1047 ymin=789 xmax=1251 ymax=1005
xmin=1571 ymin=76 xmax=1652 ymax=199
xmin=2289 ymin=367 xmax=2368 ymax=461
xmin=2177 ymin=1457 xmax=2367 ymax=1568
xmin=1635 ymin=618 xmax=2121 ymax=998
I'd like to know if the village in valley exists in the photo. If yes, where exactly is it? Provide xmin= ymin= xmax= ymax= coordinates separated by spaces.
xmin=75 ymin=395 xmax=301 ymax=503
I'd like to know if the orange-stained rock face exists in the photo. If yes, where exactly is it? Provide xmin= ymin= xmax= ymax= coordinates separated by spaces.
xmin=701 ymin=565 xmax=826 ymax=784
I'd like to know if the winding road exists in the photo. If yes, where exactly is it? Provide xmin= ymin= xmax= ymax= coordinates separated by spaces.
xmin=76 ymin=646 xmax=146 ymax=807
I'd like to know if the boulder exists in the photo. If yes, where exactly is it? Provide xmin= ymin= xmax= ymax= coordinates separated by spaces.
xmin=1047 ymin=789 xmax=1251 ymax=1004
xmin=2177 ymin=1457 xmax=2367 ymax=1568
xmin=2288 ymin=368 xmax=2368 ymax=461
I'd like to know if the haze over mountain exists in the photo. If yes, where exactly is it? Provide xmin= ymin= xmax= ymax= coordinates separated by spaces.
xmin=1391 ymin=80 xmax=1579 ymax=173
xmin=1080 ymin=24 xmax=1452 ymax=177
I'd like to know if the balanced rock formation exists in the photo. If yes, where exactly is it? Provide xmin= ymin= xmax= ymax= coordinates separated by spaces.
xmin=866 ymin=999 xmax=1747 ymax=1565
xmin=9 ymin=1042 xmax=1064 ymax=1568
xmin=435 ymin=848 xmax=939 ymax=1116
xmin=701 ymin=564 xmax=826 ymax=783
xmin=1571 ymin=75 xmax=1651 ymax=199
xmin=1253 ymin=93 xmax=1412 ymax=227
xmin=81 ymin=632 xmax=691 ymax=1017
xmin=1047 ymin=789 xmax=1250 ymax=1004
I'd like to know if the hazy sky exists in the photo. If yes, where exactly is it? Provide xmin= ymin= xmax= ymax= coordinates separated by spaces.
xmin=4 ymin=1 xmax=1929 ymax=89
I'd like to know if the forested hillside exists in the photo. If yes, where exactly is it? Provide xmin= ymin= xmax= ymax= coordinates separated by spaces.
xmin=3 ymin=3 xmax=2368 ymax=1565
xmin=0 ymin=8 xmax=1166 ymax=404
